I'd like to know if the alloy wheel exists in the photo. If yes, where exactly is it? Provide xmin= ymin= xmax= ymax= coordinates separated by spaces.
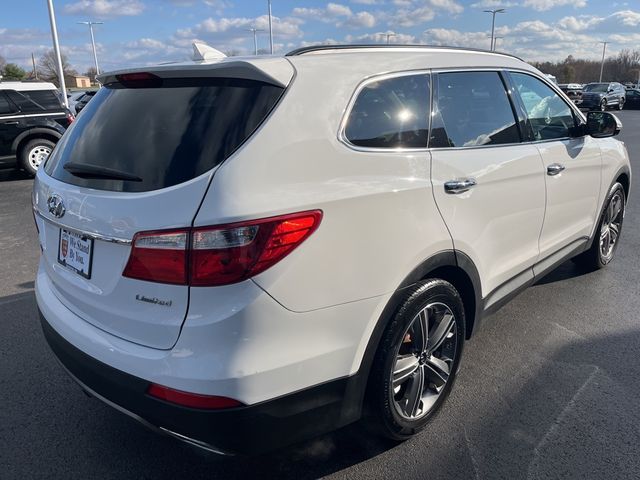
xmin=391 ymin=302 xmax=458 ymax=420
xmin=600 ymin=191 xmax=624 ymax=263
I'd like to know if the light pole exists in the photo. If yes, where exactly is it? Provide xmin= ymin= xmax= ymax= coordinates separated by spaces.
xmin=484 ymin=8 xmax=505 ymax=51
xmin=267 ymin=0 xmax=274 ymax=54
xmin=381 ymin=32 xmax=396 ymax=44
xmin=489 ymin=35 xmax=504 ymax=50
xmin=78 ymin=21 xmax=103 ymax=76
xmin=246 ymin=28 xmax=264 ymax=55
xmin=46 ymin=0 xmax=68 ymax=107
xmin=599 ymin=41 xmax=608 ymax=83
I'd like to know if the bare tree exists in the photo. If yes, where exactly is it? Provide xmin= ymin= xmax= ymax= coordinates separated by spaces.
xmin=0 ymin=54 xmax=6 ymax=73
xmin=37 ymin=49 xmax=77 ymax=86
xmin=84 ymin=66 xmax=98 ymax=83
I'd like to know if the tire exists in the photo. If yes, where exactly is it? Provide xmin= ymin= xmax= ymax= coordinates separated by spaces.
xmin=600 ymin=99 xmax=607 ymax=111
xmin=573 ymin=182 xmax=625 ymax=270
xmin=20 ymin=138 xmax=55 ymax=177
xmin=618 ymin=98 xmax=625 ymax=110
xmin=366 ymin=279 xmax=465 ymax=440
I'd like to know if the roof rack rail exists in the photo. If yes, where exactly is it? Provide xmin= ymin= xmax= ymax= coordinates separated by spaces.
xmin=285 ymin=44 xmax=523 ymax=61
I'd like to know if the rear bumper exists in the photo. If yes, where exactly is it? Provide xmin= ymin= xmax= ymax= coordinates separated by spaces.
xmin=40 ymin=311 xmax=363 ymax=455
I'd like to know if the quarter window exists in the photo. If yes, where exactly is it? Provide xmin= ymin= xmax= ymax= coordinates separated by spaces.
xmin=0 ymin=93 xmax=15 ymax=114
xmin=430 ymin=71 xmax=520 ymax=148
xmin=344 ymin=74 xmax=430 ymax=149
xmin=510 ymin=72 xmax=576 ymax=141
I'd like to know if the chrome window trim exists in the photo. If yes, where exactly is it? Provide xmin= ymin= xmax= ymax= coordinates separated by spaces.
xmin=0 ymin=112 xmax=67 ymax=120
xmin=337 ymin=69 xmax=432 ymax=154
xmin=34 ymin=208 xmax=132 ymax=245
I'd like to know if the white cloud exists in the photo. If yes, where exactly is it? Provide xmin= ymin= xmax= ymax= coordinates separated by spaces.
xmin=522 ymin=0 xmax=587 ymax=12
xmin=346 ymin=11 xmax=377 ymax=28
xmin=470 ymin=0 xmax=517 ymax=7
xmin=63 ymin=0 xmax=145 ymax=17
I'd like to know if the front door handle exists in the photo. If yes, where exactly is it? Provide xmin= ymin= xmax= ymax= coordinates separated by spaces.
xmin=547 ymin=163 xmax=565 ymax=176
xmin=3 ymin=121 xmax=19 ymax=125
xmin=444 ymin=178 xmax=477 ymax=194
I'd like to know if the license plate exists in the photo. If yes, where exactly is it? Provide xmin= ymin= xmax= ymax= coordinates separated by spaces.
xmin=58 ymin=229 xmax=94 ymax=279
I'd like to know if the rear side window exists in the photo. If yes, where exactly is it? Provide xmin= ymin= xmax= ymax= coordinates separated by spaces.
xmin=510 ymin=72 xmax=575 ymax=141
xmin=0 ymin=93 xmax=16 ymax=114
xmin=6 ymin=89 xmax=62 ymax=112
xmin=45 ymin=77 xmax=284 ymax=193
xmin=344 ymin=74 xmax=430 ymax=149
xmin=430 ymin=71 xmax=520 ymax=148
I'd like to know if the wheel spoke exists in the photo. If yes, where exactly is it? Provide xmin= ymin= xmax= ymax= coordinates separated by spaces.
xmin=393 ymin=354 xmax=420 ymax=388
xmin=610 ymin=197 xmax=622 ymax=223
xmin=427 ymin=312 xmax=455 ymax=354
xmin=424 ymin=355 xmax=450 ymax=389
xmin=609 ymin=223 xmax=619 ymax=246
xmin=402 ymin=367 xmax=425 ymax=417
xmin=412 ymin=308 xmax=429 ymax=354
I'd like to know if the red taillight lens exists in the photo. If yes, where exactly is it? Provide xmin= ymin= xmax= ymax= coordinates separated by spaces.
xmin=147 ymin=384 xmax=243 ymax=410
xmin=123 ymin=229 xmax=189 ymax=284
xmin=122 ymin=210 xmax=322 ymax=286
xmin=66 ymin=112 xmax=75 ymax=125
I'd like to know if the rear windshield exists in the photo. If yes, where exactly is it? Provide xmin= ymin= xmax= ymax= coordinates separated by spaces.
xmin=583 ymin=84 xmax=608 ymax=93
xmin=45 ymin=77 xmax=284 ymax=192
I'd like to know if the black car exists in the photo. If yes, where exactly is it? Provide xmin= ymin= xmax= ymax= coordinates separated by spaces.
xmin=0 ymin=82 xmax=74 ymax=176
xmin=580 ymin=82 xmax=626 ymax=111
xmin=74 ymin=90 xmax=97 ymax=115
xmin=624 ymin=89 xmax=640 ymax=109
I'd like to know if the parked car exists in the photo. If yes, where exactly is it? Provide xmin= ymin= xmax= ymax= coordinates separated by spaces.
xmin=74 ymin=90 xmax=97 ymax=115
xmin=34 ymin=45 xmax=631 ymax=455
xmin=0 ymin=81 xmax=74 ymax=176
xmin=558 ymin=83 xmax=583 ymax=103
xmin=67 ymin=90 xmax=89 ymax=112
xmin=580 ymin=82 xmax=626 ymax=111
xmin=623 ymin=88 xmax=640 ymax=109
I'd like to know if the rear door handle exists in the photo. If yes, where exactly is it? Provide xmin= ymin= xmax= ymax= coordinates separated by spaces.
xmin=444 ymin=178 xmax=477 ymax=194
xmin=547 ymin=163 xmax=565 ymax=176
xmin=3 ymin=121 xmax=19 ymax=125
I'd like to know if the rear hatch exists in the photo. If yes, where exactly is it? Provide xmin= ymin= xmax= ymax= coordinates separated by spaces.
xmin=34 ymin=60 xmax=291 ymax=349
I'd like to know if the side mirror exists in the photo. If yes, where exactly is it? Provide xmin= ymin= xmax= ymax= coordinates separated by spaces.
xmin=586 ymin=111 xmax=622 ymax=138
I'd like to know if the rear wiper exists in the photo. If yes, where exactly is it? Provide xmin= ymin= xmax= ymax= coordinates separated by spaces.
xmin=63 ymin=162 xmax=142 ymax=182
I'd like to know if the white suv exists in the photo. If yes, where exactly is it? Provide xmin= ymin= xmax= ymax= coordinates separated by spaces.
xmin=34 ymin=45 xmax=631 ymax=455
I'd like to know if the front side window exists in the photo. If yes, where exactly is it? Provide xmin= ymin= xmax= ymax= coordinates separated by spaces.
xmin=344 ymin=74 xmax=430 ymax=149
xmin=430 ymin=71 xmax=520 ymax=148
xmin=510 ymin=72 xmax=575 ymax=141
xmin=6 ymin=89 xmax=63 ymax=112
xmin=0 ymin=93 xmax=16 ymax=115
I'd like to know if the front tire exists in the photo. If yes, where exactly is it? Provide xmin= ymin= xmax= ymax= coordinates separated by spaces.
xmin=20 ymin=139 xmax=55 ymax=177
xmin=366 ymin=279 xmax=465 ymax=440
xmin=600 ymin=99 xmax=608 ymax=111
xmin=573 ymin=182 xmax=625 ymax=270
xmin=618 ymin=98 xmax=625 ymax=110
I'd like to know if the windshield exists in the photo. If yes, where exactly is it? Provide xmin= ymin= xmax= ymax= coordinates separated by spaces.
xmin=45 ymin=77 xmax=284 ymax=192
xmin=583 ymin=84 xmax=608 ymax=93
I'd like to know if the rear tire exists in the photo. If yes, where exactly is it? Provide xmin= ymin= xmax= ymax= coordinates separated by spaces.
xmin=366 ymin=279 xmax=465 ymax=440
xmin=573 ymin=182 xmax=625 ymax=270
xmin=618 ymin=98 xmax=625 ymax=110
xmin=20 ymin=138 xmax=55 ymax=177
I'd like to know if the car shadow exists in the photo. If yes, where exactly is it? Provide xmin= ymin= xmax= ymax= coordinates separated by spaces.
xmin=0 ymin=166 xmax=32 ymax=182
xmin=534 ymin=258 xmax=596 ymax=286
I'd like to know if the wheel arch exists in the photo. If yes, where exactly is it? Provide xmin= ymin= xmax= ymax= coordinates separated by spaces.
xmin=355 ymin=250 xmax=482 ymax=417
xmin=12 ymin=128 xmax=61 ymax=157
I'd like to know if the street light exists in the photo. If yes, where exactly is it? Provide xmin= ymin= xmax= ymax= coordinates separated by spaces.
xmin=77 ymin=21 xmax=103 ymax=76
xmin=488 ymin=35 xmax=504 ymax=50
xmin=380 ymin=32 xmax=396 ymax=44
xmin=46 ymin=0 xmax=68 ymax=107
xmin=267 ymin=0 xmax=274 ymax=54
xmin=246 ymin=27 xmax=264 ymax=55
xmin=484 ymin=8 xmax=505 ymax=52
xmin=599 ymin=41 xmax=608 ymax=83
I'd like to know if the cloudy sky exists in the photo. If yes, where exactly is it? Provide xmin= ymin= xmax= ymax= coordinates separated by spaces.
xmin=1 ymin=0 xmax=639 ymax=74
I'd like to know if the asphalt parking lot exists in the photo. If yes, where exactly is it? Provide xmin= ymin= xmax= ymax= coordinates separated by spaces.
xmin=2 ymin=111 xmax=640 ymax=480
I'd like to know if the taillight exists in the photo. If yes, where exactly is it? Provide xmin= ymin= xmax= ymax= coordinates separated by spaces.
xmin=122 ymin=210 xmax=322 ymax=286
xmin=66 ymin=112 xmax=75 ymax=125
xmin=147 ymin=384 xmax=243 ymax=409
xmin=116 ymin=72 xmax=162 ymax=88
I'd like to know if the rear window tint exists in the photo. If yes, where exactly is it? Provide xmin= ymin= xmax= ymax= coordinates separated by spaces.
xmin=344 ymin=74 xmax=430 ymax=149
xmin=45 ymin=77 xmax=284 ymax=192
xmin=6 ymin=89 xmax=63 ymax=112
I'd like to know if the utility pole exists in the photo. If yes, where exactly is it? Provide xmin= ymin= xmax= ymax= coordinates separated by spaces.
xmin=78 ymin=21 xmax=103 ymax=75
xmin=267 ymin=0 xmax=274 ymax=54
xmin=246 ymin=28 xmax=264 ymax=55
xmin=31 ymin=53 xmax=38 ymax=79
xmin=46 ymin=0 xmax=68 ymax=107
xmin=599 ymin=41 xmax=608 ymax=83
xmin=484 ymin=8 xmax=505 ymax=51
